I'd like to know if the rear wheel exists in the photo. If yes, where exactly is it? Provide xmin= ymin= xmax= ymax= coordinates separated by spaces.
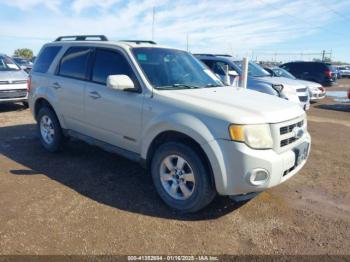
xmin=151 ymin=142 xmax=216 ymax=212
xmin=37 ymin=107 xmax=64 ymax=152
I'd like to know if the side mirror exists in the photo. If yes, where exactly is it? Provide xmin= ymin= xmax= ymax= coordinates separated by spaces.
xmin=107 ymin=75 xmax=135 ymax=91
xmin=228 ymin=70 xmax=238 ymax=76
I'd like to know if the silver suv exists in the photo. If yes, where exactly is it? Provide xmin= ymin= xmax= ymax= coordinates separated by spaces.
xmin=0 ymin=54 xmax=28 ymax=107
xmin=29 ymin=35 xmax=311 ymax=212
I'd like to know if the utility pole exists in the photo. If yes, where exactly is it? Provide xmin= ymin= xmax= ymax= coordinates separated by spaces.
xmin=152 ymin=7 xmax=155 ymax=41
xmin=322 ymin=50 xmax=325 ymax=62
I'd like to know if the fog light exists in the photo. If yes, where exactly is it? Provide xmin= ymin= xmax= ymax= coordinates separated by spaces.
xmin=249 ymin=169 xmax=269 ymax=186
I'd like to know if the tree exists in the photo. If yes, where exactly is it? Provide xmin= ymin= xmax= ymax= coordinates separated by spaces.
xmin=13 ymin=48 xmax=34 ymax=59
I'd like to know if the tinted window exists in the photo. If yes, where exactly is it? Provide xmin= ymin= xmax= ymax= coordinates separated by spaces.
xmin=58 ymin=47 xmax=91 ymax=80
xmin=32 ymin=46 xmax=62 ymax=73
xmin=92 ymin=49 xmax=137 ymax=86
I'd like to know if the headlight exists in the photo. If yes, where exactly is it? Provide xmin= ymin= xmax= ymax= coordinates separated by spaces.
xmin=229 ymin=124 xmax=273 ymax=149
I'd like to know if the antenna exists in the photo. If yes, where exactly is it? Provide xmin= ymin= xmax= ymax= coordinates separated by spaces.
xmin=152 ymin=7 xmax=156 ymax=41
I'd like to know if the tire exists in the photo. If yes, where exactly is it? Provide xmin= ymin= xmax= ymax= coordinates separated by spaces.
xmin=37 ymin=107 xmax=64 ymax=152
xmin=151 ymin=142 xmax=216 ymax=213
xmin=22 ymin=101 xmax=29 ymax=108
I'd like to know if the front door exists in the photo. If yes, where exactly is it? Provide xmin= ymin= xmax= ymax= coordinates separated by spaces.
xmin=84 ymin=48 xmax=144 ymax=153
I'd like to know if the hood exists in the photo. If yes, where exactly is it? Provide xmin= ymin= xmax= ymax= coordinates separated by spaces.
xmin=155 ymin=86 xmax=305 ymax=124
xmin=295 ymin=79 xmax=322 ymax=89
xmin=252 ymin=76 xmax=306 ymax=89
xmin=0 ymin=70 xmax=28 ymax=81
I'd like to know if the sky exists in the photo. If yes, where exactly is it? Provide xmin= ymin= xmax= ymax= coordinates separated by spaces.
xmin=0 ymin=0 xmax=349 ymax=62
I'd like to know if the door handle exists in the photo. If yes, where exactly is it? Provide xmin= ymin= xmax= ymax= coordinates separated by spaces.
xmin=52 ymin=82 xmax=61 ymax=89
xmin=89 ymin=91 xmax=101 ymax=100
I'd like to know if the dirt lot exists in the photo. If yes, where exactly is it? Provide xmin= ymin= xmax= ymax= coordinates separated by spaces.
xmin=0 ymin=79 xmax=349 ymax=255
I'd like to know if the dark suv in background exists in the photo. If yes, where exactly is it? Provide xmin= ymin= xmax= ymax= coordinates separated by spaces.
xmin=280 ymin=61 xmax=336 ymax=86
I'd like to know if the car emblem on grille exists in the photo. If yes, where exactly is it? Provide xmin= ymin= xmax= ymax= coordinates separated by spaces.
xmin=292 ymin=126 xmax=304 ymax=139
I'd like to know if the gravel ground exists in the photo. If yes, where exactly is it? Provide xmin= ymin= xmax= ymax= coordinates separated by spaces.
xmin=0 ymin=79 xmax=349 ymax=255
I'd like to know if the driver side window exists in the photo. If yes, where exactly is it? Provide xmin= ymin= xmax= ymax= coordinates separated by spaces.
xmin=92 ymin=49 xmax=139 ymax=89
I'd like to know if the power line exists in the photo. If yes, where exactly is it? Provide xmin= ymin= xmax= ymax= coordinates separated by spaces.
xmin=320 ymin=1 xmax=350 ymax=22
xmin=256 ymin=0 xmax=347 ymax=37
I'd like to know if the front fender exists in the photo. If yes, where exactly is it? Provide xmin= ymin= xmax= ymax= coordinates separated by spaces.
xmin=141 ymin=112 xmax=229 ymax=194
xmin=141 ymin=112 xmax=216 ymax=159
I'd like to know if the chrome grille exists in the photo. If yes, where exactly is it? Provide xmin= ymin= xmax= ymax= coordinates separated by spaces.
xmin=271 ymin=116 xmax=306 ymax=153
xmin=299 ymin=96 xmax=308 ymax=102
xmin=297 ymin=88 xmax=308 ymax=93
xmin=280 ymin=120 xmax=304 ymax=135
xmin=0 ymin=89 xmax=27 ymax=99
xmin=0 ymin=80 xmax=27 ymax=85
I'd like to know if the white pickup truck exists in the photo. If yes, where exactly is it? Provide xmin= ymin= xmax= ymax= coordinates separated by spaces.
xmin=29 ymin=36 xmax=311 ymax=212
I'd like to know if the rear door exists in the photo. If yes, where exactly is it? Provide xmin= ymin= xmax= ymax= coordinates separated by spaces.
xmin=49 ymin=46 xmax=92 ymax=132
xmin=84 ymin=48 xmax=144 ymax=153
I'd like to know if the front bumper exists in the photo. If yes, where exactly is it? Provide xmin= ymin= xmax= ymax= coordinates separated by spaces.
xmin=0 ymin=86 xmax=28 ymax=103
xmin=310 ymin=92 xmax=326 ymax=101
xmin=205 ymin=133 xmax=311 ymax=196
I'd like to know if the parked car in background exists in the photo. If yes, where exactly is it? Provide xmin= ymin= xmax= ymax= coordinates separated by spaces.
xmin=28 ymin=35 xmax=311 ymax=212
xmin=12 ymin=57 xmax=33 ymax=73
xmin=265 ymin=67 xmax=326 ymax=102
xmin=337 ymin=66 xmax=350 ymax=78
xmin=195 ymin=54 xmax=310 ymax=110
xmin=0 ymin=54 xmax=28 ymax=107
xmin=280 ymin=61 xmax=336 ymax=86
xmin=333 ymin=66 xmax=341 ymax=79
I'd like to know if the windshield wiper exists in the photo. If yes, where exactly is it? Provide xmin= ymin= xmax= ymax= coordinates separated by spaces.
xmin=157 ymin=84 xmax=201 ymax=90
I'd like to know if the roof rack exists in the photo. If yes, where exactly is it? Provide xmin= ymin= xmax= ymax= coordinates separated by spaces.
xmin=119 ymin=40 xmax=157 ymax=45
xmin=193 ymin=53 xmax=232 ymax=57
xmin=215 ymin=54 xmax=233 ymax=57
xmin=54 ymin=35 xmax=109 ymax=42
xmin=193 ymin=54 xmax=216 ymax=56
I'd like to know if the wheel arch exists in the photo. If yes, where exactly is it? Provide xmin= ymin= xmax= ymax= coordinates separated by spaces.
xmin=33 ymin=97 xmax=65 ymax=129
xmin=145 ymin=130 xmax=216 ymax=188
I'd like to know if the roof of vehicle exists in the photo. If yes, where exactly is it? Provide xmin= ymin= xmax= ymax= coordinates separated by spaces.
xmin=44 ymin=35 xmax=181 ymax=51
xmin=282 ymin=61 xmax=330 ymax=65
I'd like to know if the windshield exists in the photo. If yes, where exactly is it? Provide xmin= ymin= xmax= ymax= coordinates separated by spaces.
xmin=272 ymin=68 xmax=296 ymax=79
xmin=234 ymin=61 xmax=271 ymax=77
xmin=0 ymin=56 xmax=21 ymax=71
xmin=132 ymin=48 xmax=223 ymax=89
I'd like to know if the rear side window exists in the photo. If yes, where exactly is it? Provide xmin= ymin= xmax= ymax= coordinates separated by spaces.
xmin=58 ymin=47 xmax=91 ymax=80
xmin=32 ymin=46 xmax=62 ymax=73
xmin=92 ymin=49 xmax=138 ymax=87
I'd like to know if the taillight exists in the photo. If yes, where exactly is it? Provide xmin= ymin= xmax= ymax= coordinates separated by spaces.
xmin=325 ymin=70 xmax=332 ymax=78
xmin=347 ymin=89 xmax=350 ymax=99
xmin=27 ymin=76 xmax=31 ymax=92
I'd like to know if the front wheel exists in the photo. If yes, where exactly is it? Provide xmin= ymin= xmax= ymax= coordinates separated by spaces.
xmin=37 ymin=107 xmax=64 ymax=152
xmin=151 ymin=142 xmax=216 ymax=212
